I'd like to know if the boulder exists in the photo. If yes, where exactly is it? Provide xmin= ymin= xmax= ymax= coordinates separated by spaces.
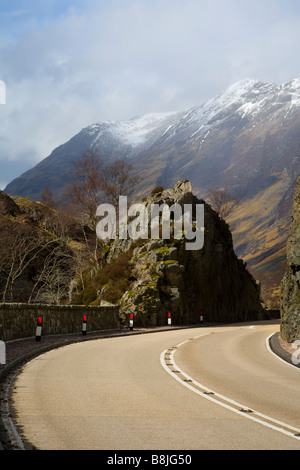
xmin=0 ymin=190 xmax=21 ymax=217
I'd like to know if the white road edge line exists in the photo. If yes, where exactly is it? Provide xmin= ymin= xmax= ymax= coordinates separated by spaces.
xmin=160 ymin=334 xmax=300 ymax=441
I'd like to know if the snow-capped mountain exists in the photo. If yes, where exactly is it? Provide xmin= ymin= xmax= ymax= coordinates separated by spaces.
xmin=84 ymin=112 xmax=183 ymax=148
xmin=5 ymin=78 xmax=300 ymax=306
xmin=132 ymin=77 xmax=300 ymax=197
xmin=7 ymin=77 xmax=300 ymax=201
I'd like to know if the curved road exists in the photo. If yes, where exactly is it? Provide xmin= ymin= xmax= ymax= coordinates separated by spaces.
xmin=11 ymin=321 xmax=300 ymax=450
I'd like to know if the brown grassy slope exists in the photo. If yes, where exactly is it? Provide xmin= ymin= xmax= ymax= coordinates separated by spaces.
xmin=228 ymin=173 xmax=290 ymax=308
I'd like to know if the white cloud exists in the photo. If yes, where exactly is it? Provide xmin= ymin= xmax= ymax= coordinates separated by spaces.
xmin=1 ymin=0 xmax=300 ymax=185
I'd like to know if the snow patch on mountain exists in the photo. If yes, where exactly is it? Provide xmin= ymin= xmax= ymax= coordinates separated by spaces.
xmin=81 ymin=78 xmax=300 ymax=155
xmin=184 ymin=78 xmax=300 ymax=136
xmin=84 ymin=111 xmax=181 ymax=149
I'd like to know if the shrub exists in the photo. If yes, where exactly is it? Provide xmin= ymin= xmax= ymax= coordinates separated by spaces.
xmin=151 ymin=185 xmax=164 ymax=196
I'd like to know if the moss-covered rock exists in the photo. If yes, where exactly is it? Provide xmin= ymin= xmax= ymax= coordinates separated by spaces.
xmin=108 ymin=180 xmax=266 ymax=326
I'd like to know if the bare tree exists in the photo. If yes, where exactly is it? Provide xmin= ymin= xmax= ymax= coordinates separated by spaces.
xmin=71 ymin=246 xmax=89 ymax=292
xmin=41 ymin=185 xmax=56 ymax=208
xmin=65 ymin=149 xmax=104 ymax=230
xmin=0 ymin=224 xmax=58 ymax=302
xmin=28 ymin=245 xmax=75 ymax=305
xmin=207 ymin=187 xmax=237 ymax=220
xmin=62 ymin=149 xmax=105 ymax=271
xmin=64 ymin=151 xmax=141 ymax=271
xmin=0 ymin=216 xmax=79 ymax=304
xmin=65 ymin=151 xmax=140 ymax=227
xmin=101 ymin=158 xmax=141 ymax=207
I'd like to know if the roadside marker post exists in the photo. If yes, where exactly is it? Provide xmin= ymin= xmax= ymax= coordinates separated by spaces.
xmin=200 ymin=310 xmax=204 ymax=324
xmin=36 ymin=314 xmax=43 ymax=341
xmin=168 ymin=312 xmax=172 ymax=326
xmin=82 ymin=314 xmax=87 ymax=335
xmin=0 ymin=340 xmax=6 ymax=365
xmin=129 ymin=313 xmax=134 ymax=330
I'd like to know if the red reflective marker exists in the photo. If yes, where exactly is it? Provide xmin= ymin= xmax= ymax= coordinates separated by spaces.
xmin=36 ymin=315 xmax=43 ymax=341
xmin=200 ymin=311 xmax=204 ymax=323
xmin=82 ymin=314 xmax=87 ymax=335
xmin=129 ymin=313 xmax=134 ymax=330
xmin=168 ymin=312 xmax=172 ymax=326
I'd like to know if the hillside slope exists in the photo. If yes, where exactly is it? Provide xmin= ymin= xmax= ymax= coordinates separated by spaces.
xmin=0 ymin=190 xmax=88 ymax=304
xmin=5 ymin=78 xmax=300 ymax=306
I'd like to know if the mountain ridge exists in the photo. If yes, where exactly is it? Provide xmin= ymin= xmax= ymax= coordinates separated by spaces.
xmin=5 ymin=77 xmax=300 ymax=307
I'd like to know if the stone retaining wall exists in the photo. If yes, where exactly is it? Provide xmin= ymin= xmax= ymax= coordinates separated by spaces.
xmin=0 ymin=303 xmax=119 ymax=341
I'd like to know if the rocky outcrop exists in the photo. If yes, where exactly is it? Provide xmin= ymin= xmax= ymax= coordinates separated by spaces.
xmin=280 ymin=177 xmax=300 ymax=342
xmin=0 ymin=190 xmax=21 ymax=217
xmin=107 ymin=181 xmax=265 ymax=326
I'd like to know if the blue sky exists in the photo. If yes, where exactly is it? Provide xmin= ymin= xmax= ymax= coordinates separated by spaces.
xmin=1 ymin=0 xmax=300 ymax=190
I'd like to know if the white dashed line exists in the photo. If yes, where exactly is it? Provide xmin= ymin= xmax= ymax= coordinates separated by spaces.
xmin=160 ymin=334 xmax=300 ymax=441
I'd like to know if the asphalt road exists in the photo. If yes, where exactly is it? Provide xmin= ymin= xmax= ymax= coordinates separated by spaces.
xmin=11 ymin=321 xmax=300 ymax=450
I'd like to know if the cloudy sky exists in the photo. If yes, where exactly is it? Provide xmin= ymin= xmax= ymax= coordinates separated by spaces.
xmin=1 ymin=0 xmax=300 ymax=189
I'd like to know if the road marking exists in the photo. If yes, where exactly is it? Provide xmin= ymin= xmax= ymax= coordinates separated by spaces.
xmin=160 ymin=333 xmax=300 ymax=441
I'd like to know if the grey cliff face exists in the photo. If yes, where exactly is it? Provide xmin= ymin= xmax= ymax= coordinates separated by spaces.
xmin=280 ymin=177 xmax=300 ymax=342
